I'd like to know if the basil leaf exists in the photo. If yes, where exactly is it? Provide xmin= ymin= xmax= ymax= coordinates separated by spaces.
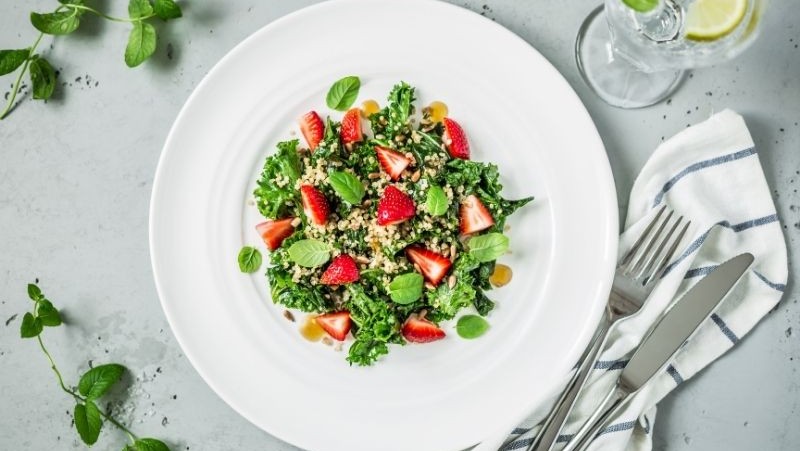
xmin=125 ymin=22 xmax=157 ymax=67
xmin=467 ymin=233 xmax=509 ymax=263
xmin=36 ymin=299 xmax=62 ymax=327
xmin=20 ymin=312 xmax=43 ymax=338
xmin=78 ymin=363 xmax=126 ymax=400
xmin=27 ymin=283 xmax=43 ymax=301
xmin=73 ymin=401 xmax=102 ymax=445
xmin=456 ymin=314 xmax=489 ymax=339
xmin=153 ymin=0 xmax=182 ymax=20
xmin=328 ymin=171 xmax=365 ymax=205
xmin=128 ymin=0 xmax=154 ymax=18
xmin=287 ymin=240 xmax=330 ymax=268
xmin=29 ymin=56 xmax=56 ymax=100
xmin=426 ymin=185 xmax=448 ymax=216
xmin=326 ymin=76 xmax=360 ymax=111
xmin=30 ymin=11 xmax=81 ymax=35
xmin=0 ymin=49 xmax=29 ymax=76
xmin=132 ymin=438 xmax=171 ymax=451
xmin=388 ymin=273 xmax=424 ymax=304
xmin=238 ymin=246 xmax=262 ymax=273
xmin=621 ymin=0 xmax=659 ymax=13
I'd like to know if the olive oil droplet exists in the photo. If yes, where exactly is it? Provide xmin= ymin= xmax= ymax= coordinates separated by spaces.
xmin=299 ymin=315 xmax=326 ymax=342
xmin=489 ymin=263 xmax=513 ymax=288
xmin=361 ymin=99 xmax=380 ymax=118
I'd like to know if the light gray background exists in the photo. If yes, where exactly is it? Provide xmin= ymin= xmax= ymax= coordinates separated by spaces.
xmin=0 ymin=1 xmax=797 ymax=450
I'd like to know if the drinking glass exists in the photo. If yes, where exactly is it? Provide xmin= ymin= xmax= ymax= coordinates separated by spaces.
xmin=576 ymin=0 xmax=767 ymax=108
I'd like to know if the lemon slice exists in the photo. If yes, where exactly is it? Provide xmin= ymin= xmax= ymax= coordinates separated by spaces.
xmin=686 ymin=0 xmax=748 ymax=41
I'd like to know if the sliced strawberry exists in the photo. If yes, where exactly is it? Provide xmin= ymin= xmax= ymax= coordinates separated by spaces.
xmin=374 ymin=146 xmax=411 ymax=181
xmin=405 ymin=246 xmax=452 ymax=286
xmin=459 ymin=194 xmax=494 ymax=234
xmin=442 ymin=117 xmax=470 ymax=159
xmin=299 ymin=111 xmax=324 ymax=150
xmin=255 ymin=218 xmax=295 ymax=251
xmin=376 ymin=185 xmax=416 ymax=226
xmin=300 ymin=184 xmax=330 ymax=225
xmin=320 ymin=255 xmax=360 ymax=285
xmin=340 ymin=108 xmax=363 ymax=144
xmin=315 ymin=311 xmax=352 ymax=341
xmin=402 ymin=314 xmax=445 ymax=343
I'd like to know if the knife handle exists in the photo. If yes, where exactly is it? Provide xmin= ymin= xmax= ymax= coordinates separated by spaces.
xmin=560 ymin=385 xmax=629 ymax=451
xmin=525 ymin=317 xmax=612 ymax=451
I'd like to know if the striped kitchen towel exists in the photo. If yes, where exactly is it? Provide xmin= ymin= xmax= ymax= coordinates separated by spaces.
xmin=480 ymin=109 xmax=789 ymax=451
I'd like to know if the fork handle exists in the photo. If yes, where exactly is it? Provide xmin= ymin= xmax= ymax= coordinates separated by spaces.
xmin=525 ymin=315 xmax=612 ymax=451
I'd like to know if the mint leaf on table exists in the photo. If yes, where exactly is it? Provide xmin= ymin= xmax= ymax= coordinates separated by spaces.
xmin=125 ymin=22 xmax=157 ymax=67
xmin=288 ymin=240 xmax=330 ymax=268
xmin=20 ymin=312 xmax=43 ymax=338
xmin=153 ymin=0 xmax=182 ymax=20
xmin=36 ymin=299 xmax=62 ymax=327
xmin=128 ymin=0 xmax=154 ymax=18
xmin=28 ymin=56 xmax=56 ymax=100
xmin=30 ymin=10 xmax=81 ymax=35
xmin=126 ymin=438 xmax=171 ymax=451
xmin=326 ymin=76 xmax=360 ymax=111
xmin=456 ymin=315 xmax=489 ymax=339
xmin=0 ymin=49 xmax=29 ymax=76
xmin=329 ymin=171 xmax=365 ymax=205
xmin=74 ymin=400 xmax=103 ymax=445
xmin=467 ymin=233 xmax=509 ymax=263
xmin=426 ymin=185 xmax=448 ymax=216
xmin=78 ymin=364 xmax=126 ymax=400
xmin=388 ymin=273 xmax=424 ymax=304
xmin=238 ymin=246 xmax=262 ymax=273
xmin=27 ymin=283 xmax=43 ymax=301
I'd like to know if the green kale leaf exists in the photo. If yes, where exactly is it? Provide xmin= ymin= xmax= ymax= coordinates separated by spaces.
xmin=254 ymin=140 xmax=302 ymax=219
xmin=346 ymin=285 xmax=403 ymax=366
xmin=267 ymin=265 xmax=332 ymax=313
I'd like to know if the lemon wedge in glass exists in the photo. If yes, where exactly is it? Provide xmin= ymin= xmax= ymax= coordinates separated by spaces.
xmin=686 ymin=0 xmax=748 ymax=41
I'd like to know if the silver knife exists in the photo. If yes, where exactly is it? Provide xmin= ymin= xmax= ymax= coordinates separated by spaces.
xmin=561 ymin=252 xmax=754 ymax=451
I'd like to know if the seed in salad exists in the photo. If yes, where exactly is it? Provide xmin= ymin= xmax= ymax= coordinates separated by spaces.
xmin=299 ymin=316 xmax=326 ymax=342
xmin=489 ymin=263 xmax=513 ymax=288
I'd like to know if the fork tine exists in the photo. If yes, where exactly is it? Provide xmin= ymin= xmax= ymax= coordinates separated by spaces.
xmin=645 ymin=219 xmax=691 ymax=285
xmin=635 ymin=215 xmax=683 ymax=281
xmin=619 ymin=205 xmax=666 ymax=269
xmin=625 ymin=209 xmax=673 ymax=276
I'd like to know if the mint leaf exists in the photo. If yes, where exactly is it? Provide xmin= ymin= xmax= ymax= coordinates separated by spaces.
xmin=27 ymin=283 xmax=43 ymax=301
xmin=0 ymin=49 xmax=29 ymax=76
xmin=58 ymin=0 xmax=86 ymax=5
xmin=388 ymin=273 xmax=423 ymax=304
xmin=125 ymin=22 xmax=157 ymax=67
xmin=29 ymin=56 xmax=56 ymax=100
xmin=621 ymin=0 xmax=659 ymax=12
xmin=131 ymin=438 xmax=171 ymax=451
xmin=456 ymin=314 xmax=489 ymax=339
xmin=328 ymin=171 xmax=365 ymax=205
xmin=36 ymin=299 xmax=62 ymax=327
xmin=153 ymin=0 xmax=182 ymax=20
xmin=20 ymin=312 xmax=43 ymax=338
xmin=30 ymin=11 xmax=81 ymax=35
xmin=467 ymin=233 xmax=509 ymax=263
xmin=78 ymin=363 xmax=126 ymax=400
xmin=238 ymin=246 xmax=262 ymax=273
xmin=74 ymin=401 xmax=102 ymax=445
xmin=287 ymin=240 xmax=330 ymax=268
xmin=426 ymin=185 xmax=448 ymax=216
xmin=326 ymin=76 xmax=360 ymax=111
xmin=128 ymin=0 xmax=154 ymax=18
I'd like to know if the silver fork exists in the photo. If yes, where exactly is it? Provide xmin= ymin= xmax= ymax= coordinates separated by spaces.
xmin=522 ymin=205 xmax=690 ymax=451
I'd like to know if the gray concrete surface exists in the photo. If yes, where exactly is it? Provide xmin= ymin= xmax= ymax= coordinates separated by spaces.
xmin=0 ymin=1 xmax=797 ymax=450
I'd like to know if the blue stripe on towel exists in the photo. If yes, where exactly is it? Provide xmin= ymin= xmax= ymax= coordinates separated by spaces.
xmin=652 ymin=147 xmax=756 ymax=207
xmin=666 ymin=364 xmax=684 ymax=384
xmin=754 ymin=270 xmax=786 ymax=292
xmin=595 ymin=359 xmax=629 ymax=371
xmin=711 ymin=313 xmax=739 ymax=343
xmin=501 ymin=419 xmax=641 ymax=450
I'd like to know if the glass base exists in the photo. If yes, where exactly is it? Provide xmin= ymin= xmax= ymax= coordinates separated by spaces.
xmin=575 ymin=5 xmax=685 ymax=109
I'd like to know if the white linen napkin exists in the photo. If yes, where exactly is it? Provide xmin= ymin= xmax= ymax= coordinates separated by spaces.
xmin=486 ymin=109 xmax=789 ymax=451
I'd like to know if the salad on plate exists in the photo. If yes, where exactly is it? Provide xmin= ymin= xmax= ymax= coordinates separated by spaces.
xmin=247 ymin=79 xmax=533 ymax=366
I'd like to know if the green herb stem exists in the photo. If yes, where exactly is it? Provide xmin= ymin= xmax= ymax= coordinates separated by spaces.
xmin=66 ymin=4 xmax=155 ymax=23
xmin=0 ymin=32 xmax=44 ymax=120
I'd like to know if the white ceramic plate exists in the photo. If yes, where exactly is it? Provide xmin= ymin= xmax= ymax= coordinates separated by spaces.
xmin=149 ymin=1 xmax=617 ymax=450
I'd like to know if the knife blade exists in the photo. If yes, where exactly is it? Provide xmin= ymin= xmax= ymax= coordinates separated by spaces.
xmin=562 ymin=252 xmax=754 ymax=451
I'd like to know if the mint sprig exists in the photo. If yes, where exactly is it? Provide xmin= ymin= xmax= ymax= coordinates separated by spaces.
xmin=19 ymin=283 xmax=172 ymax=450
xmin=0 ymin=0 xmax=183 ymax=120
